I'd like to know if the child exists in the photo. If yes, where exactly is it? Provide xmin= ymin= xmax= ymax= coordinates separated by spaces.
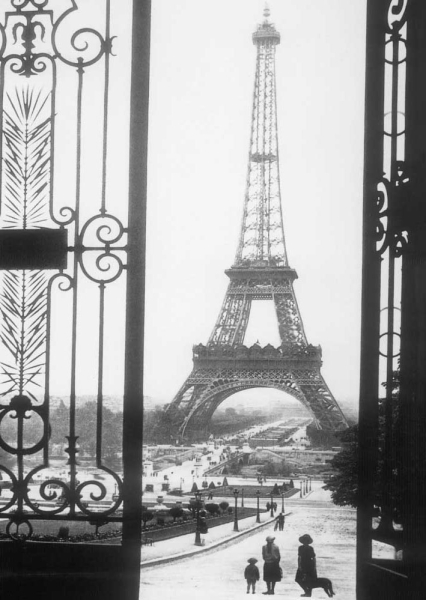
xmin=244 ymin=557 xmax=260 ymax=594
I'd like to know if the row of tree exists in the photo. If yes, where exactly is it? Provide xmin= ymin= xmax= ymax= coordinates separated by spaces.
xmin=0 ymin=400 xmax=123 ymax=467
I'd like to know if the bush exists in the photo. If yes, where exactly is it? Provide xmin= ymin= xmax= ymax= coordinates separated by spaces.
xmin=219 ymin=501 xmax=229 ymax=512
xmin=205 ymin=503 xmax=220 ymax=516
xmin=58 ymin=526 xmax=69 ymax=539
xmin=168 ymin=506 xmax=184 ymax=522
xmin=227 ymin=507 xmax=233 ymax=514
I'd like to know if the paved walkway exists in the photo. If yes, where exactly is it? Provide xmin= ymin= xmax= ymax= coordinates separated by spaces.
xmin=140 ymin=488 xmax=357 ymax=600
xmin=141 ymin=513 xmax=277 ymax=566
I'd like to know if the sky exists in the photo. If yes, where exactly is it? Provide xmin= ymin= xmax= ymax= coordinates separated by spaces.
xmin=144 ymin=0 xmax=367 ymax=413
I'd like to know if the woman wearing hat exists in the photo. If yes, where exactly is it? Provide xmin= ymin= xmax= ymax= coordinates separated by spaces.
xmin=261 ymin=535 xmax=282 ymax=595
xmin=295 ymin=534 xmax=317 ymax=597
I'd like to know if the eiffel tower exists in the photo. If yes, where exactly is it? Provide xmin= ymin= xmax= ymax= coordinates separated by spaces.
xmin=167 ymin=7 xmax=348 ymax=440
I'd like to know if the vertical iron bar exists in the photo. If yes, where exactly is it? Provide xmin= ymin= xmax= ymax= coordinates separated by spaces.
xmin=380 ymin=24 xmax=400 ymax=534
xmin=96 ymin=282 xmax=105 ymax=465
xmin=101 ymin=0 xmax=111 ymax=215
xmin=19 ymin=271 xmax=26 ymax=394
xmin=400 ymin=1 xmax=426 ymax=594
xmin=122 ymin=0 xmax=151 ymax=597
xmin=68 ymin=61 xmax=85 ymax=516
xmin=357 ymin=1 xmax=387 ymax=598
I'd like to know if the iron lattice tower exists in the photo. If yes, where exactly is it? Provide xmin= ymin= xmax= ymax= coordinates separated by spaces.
xmin=168 ymin=8 xmax=348 ymax=439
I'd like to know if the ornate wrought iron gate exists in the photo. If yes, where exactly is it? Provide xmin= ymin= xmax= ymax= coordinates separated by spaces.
xmin=0 ymin=1 xmax=148 ymax=598
xmin=358 ymin=0 xmax=426 ymax=597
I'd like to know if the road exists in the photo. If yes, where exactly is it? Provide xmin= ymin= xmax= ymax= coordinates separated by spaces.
xmin=140 ymin=488 xmax=356 ymax=600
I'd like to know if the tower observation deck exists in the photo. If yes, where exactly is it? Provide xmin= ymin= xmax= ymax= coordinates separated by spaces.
xmin=165 ymin=8 xmax=348 ymax=440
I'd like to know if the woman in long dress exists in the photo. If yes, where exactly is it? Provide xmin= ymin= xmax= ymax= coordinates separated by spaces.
xmin=295 ymin=534 xmax=317 ymax=597
xmin=262 ymin=535 xmax=282 ymax=595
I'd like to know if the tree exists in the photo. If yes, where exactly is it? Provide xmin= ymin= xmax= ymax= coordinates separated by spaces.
xmin=324 ymin=380 xmax=402 ymax=514
xmin=219 ymin=501 xmax=229 ymax=513
xmin=146 ymin=406 xmax=186 ymax=444
xmin=228 ymin=460 xmax=242 ymax=475
xmin=205 ymin=503 xmax=220 ymax=516
xmin=168 ymin=506 xmax=183 ymax=522
xmin=141 ymin=509 xmax=154 ymax=528
xmin=224 ymin=407 xmax=237 ymax=417
xmin=324 ymin=425 xmax=359 ymax=507
xmin=262 ymin=461 xmax=277 ymax=476
xmin=280 ymin=461 xmax=292 ymax=477
xmin=48 ymin=400 xmax=123 ymax=463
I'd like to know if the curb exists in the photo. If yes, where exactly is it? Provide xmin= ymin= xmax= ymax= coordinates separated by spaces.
xmin=141 ymin=512 xmax=292 ymax=569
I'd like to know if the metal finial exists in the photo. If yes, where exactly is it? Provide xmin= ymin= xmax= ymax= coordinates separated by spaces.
xmin=263 ymin=3 xmax=270 ymax=19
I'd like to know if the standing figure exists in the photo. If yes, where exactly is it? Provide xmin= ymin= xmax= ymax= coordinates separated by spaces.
xmin=262 ymin=535 xmax=282 ymax=595
xmin=295 ymin=534 xmax=317 ymax=597
xmin=274 ymin=512 xmax=285 ymax=531
xmin=244 ymin=558 xmax=260 ymax=594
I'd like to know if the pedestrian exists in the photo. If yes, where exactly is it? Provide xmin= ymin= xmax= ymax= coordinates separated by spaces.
xmin=273 ymin=502 xmax=277 ymax=513
xmin=274 ymin=512 xmax=285 ymax=531
xmin=266 ymin=501 xmax=271 ymax=512
xmin=244 ymin=557 xmax=260 ymax=594
xmin=262 ymin=535 xmax=282 ymax=595
xmin=295 ymin=534 xmax=317 ymax=597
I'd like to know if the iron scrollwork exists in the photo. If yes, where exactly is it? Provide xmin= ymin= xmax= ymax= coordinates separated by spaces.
xmin=375 ymin=165 xmax=410 ymax=257
xmin=0 ymin=0 xmax=126 ymax=541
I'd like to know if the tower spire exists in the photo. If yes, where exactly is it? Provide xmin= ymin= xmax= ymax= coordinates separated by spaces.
xmin=235 ymin=6 xmax=286 ymax=267
xmin=263 ymin=3 xmax=270 ymax=19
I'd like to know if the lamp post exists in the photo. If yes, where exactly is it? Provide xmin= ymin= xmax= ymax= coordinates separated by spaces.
xmin=256 ymin=489 xmax=261 ymax=523
xmin=112 ymin=483 xmax=119 ymax=502
xmin=233 ymin=488 xmax=239 ymax=532
xmin=194 ymin=490 xmax=202 ymax=546
xmin=241 ymin=487 xmax=244 ymax=508
xmin=281 ymin=490 xmax=285 ymax=513
xmin=270 ymin=491 xmax=274 ymax=517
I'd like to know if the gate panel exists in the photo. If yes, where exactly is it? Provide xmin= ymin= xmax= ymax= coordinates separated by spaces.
xmin=0 ymin=1 xmax=148 ymax=598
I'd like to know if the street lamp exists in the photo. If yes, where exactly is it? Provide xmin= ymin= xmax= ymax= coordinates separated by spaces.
xmin=194 ymin=490 xmax=202 ymax=546
xmin=241 ymin=487 xmax=244 ymax=508
xmin=112 ymin=483 xmax=119 ymax=502
xmin=281 ymin=490 xmax=285 ymax=513
xmin=233 ymin=488 xmax=239 ymax=532
xmin=270 ymin=491 xmax=274 ymax=518
xmin=256 ymin=489 xmax=261 ymax=523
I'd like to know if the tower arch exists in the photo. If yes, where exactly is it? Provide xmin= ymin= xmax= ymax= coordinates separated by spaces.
xmin=179 ymin=381 xmax=314 ymax=438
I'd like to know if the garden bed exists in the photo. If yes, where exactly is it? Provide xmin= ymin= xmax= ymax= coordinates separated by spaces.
xmin=206 ymin=486 xmax=299 ymax=498
xmin=142 ymin=507 xmax=260 ymax=543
